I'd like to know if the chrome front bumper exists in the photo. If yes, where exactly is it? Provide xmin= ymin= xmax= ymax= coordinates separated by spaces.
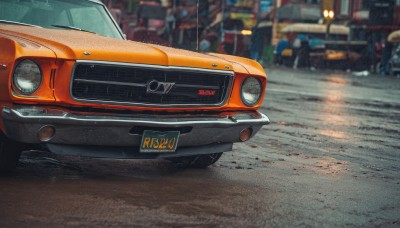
xmin=1 ymin=106 xmax=270 ymax=158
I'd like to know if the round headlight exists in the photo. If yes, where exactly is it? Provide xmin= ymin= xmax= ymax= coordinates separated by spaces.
xmin=241 ymin=77 xmax=262 ymax=106
xmin=13 ymin=59 xmax=42 ymax=95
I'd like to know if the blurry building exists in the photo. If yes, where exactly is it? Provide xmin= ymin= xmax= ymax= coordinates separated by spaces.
xmin=322 ymin=0 xmax=400 ymax=25
xmin=321 ymin=0 xmax=400 ymax=72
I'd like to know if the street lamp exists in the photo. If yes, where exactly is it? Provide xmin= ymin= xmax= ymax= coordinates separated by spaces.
xmin=323 ymin=9 xmax=335 ymax=20
xmin=323 ymin=9 xmax=335 ymax=39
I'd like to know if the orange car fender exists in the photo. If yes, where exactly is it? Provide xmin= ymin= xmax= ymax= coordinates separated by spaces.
xmin=208 ymin=53 xmax=268 ymax=109
xmin=0 ymin=37 xmax=16 ymax=103
xmin=0 ymin=34 xmax=56 ymax=103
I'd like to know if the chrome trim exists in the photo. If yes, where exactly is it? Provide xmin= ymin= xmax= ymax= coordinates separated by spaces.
xmin=12 ymin=59 xmax=43 ymax=96
xmin=75 ymin=79 xmax=220 ymax=90
xmin=70 ymin=60 xmax=234 ymax=108
xmin=97 ymin=1 xmax=125 ymax=40
xmin=11 ymin=90 xmax=40 ymax=99
xmin=174 ymin=84 xmax=220 ymax=89
xmin=45 ymin=143 xmax=233 ymax=159
xmin=1 ymin=106 xmax=270 ymax=147
xmin=75 ymin=78 xmax=146 ymax=87
xmin=146 ymin=80 xmax=175 ymax=95
xmin=74 ymin=60 xmax=235 ymax=74
xmin=240 ymin=77 xmax=262 ymax=107
xmin=2 ymin=106 xmax=269 ymax=126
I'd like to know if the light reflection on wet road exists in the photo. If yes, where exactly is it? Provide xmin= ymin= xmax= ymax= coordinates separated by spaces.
xmin=1 ymin=68 xmax=400 ymax=227
xmin=319 ymin=80 xmax=349 ymax=139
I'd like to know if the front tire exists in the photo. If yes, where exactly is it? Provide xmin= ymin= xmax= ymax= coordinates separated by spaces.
xmin=167 ymin=153 xmax=223 ymax=168
xmin=0 ymin=134 xmax=23 ymax=173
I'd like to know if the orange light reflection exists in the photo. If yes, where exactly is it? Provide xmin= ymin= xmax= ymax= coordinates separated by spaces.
xmin=317 ymin=75 xmax=349 ymax=139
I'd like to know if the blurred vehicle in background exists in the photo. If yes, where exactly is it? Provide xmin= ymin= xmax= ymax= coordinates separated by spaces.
xmin=349 ymin=0 xmax=400 ymax=73
xmin=388 ymin=30 xmax=400 ymax=76
xmin=276 ymin=3 xmax=321 ymax=23
xmin=277 ymin=23 xmax=355 ymax=70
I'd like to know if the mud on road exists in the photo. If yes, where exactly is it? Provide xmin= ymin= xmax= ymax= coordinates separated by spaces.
xmin=1 ymin=68 xmax=399 ymax=227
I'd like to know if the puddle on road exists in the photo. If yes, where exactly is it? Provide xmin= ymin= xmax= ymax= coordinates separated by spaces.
xmin=9 ymin=150 xmax=198 ymax=182
xmin=320 ymin=75 xmax=348 ymax=85
xmin=271 ymin=121 xmax=309 ymax=129
xmin=0 ymin=150 xmax=283 ymax=226
xmin=318 ymin=129 xmax=348 ymax=139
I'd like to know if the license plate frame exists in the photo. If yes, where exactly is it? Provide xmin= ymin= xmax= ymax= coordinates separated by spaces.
xmin=139 ymin=130 xmax=180 ymax=153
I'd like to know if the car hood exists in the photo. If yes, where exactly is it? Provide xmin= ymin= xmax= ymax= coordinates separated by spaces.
xmin=0 ymin=25 xmax=264 ymax=75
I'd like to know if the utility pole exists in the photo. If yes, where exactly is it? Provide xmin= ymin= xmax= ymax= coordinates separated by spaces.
xmin=221 ymin=0 xmax=225 ymax=43
xmin=272 ymin=0 xmax=281 ymax=45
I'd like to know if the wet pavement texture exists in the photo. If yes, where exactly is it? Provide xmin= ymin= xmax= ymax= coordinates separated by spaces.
xmin=1 ymin=68 xmax=400 ymax=227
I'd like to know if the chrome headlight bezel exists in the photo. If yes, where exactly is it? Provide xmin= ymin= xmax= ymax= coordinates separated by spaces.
xmin=12 ymin=59 xmax=43 ymax=95
xmin=240 ymin=77 xmax=262 ymax=107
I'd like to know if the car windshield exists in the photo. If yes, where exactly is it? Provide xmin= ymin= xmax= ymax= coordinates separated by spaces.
xmin=0 ymin=0 xmax=123 ymax=39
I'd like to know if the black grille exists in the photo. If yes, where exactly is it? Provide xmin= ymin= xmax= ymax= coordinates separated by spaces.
xmin=71 ymin=63 xmax=232 ymax=106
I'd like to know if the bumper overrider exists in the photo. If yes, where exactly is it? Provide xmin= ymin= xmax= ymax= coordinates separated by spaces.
xmin=1 ymin=106 xmax=270 ymax=159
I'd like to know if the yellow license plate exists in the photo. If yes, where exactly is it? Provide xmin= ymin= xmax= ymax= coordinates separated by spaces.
xmin=140 ymin=130 xmax=180 ymax=153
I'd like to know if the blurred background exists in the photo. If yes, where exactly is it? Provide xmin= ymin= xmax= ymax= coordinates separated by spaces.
xmin=102 ymin=0 xmax=400 ymax=75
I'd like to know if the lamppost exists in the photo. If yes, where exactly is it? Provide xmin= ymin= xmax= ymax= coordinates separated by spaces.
xmin=272 ymin=0 xmax=281 ymax=45
xmin=323 ymin=9 xmax=335 ymax=39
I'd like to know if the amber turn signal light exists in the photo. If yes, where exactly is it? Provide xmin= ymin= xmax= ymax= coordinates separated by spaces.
xmin=38 ymin=125 xmax=55 ymax=142
xmin=239 ymin=128 xmax=253 ymax=142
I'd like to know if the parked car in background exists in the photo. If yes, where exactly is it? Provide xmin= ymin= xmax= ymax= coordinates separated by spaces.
xmin=388 ymin=30 xmax=400 ymax=76
xmin=0 ymin=0 xmax=269 ymax=172
xmin=277 ymin=23 xmax=357 ymax=70
xmin=388 ymin=45 xmax=400 ymax=76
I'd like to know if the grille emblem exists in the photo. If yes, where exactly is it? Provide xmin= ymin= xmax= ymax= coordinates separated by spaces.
xmin=198 ymin=90 xmax=216 ymax=96
xmin=146 ymin=80 xmax=175 ymax=95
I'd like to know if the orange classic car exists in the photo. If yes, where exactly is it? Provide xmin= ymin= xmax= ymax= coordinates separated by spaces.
xmin=0 ymin=0 xmax=269 ymax=172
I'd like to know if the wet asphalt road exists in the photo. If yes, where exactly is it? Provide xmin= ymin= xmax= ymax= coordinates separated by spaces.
xmin=1 ymin=68 xmax=399 ymax=227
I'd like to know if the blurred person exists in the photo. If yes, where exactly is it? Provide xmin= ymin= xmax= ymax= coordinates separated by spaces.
xmin=298 ymin=39 xmax=310 ymax=68
xmin=274 ymin=38 xmax=289 ymax=65
xmin=381 ymin=38 xmax=393 ymax=76
xmin=292 ymin=34 xmax=307 ymax=69
xmin=250 ymin=22 xmax=265 ymax=61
